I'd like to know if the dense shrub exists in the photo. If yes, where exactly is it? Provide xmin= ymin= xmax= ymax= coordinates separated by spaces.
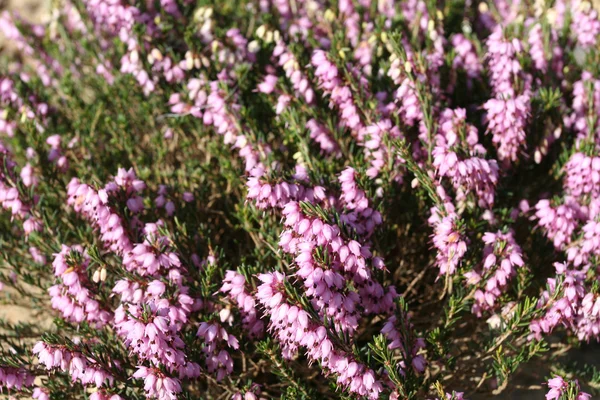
xmin=0 ymin=0 xmax=600 ymax=399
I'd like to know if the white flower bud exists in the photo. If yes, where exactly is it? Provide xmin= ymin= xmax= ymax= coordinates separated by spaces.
xmin=92 ymin=269 xmax=101 ymax=283
xmin=265 ymin=31 xmax=273 ymax=44
xmin=219 ymin=308 xmax=231 ymax=323
xmin=256 ymin=25 xmax=266 ymax=39
xmin=248 ymin=40 xmax=260 ymax=54
xmin=130 ymin=50 xmax=139 ymax=63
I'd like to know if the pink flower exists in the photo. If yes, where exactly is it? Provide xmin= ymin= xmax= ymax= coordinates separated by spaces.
xmin=470 ymin=230 xmax=524 ymax=316
xmin=257 ymin=74 xmax=278 ymax=94
xmin=133 ymin=366 xmax=181 ymax=400
xmin=544 ymin=376 xmax=591 ymax=400
xmin=484 ymin=94 xmax=530 ymax=164
xmin=429 ymin=204 xmax=467 ymax=275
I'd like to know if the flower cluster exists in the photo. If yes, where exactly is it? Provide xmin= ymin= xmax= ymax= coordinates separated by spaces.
xmin=433 ymin=108 xmax=499 ymax=208
xmin=66 ymin=177 xmax=134 ymax=256
xmin=279 ymin=201 xmax=394 ymax=335
xmin=429 ymin=203 xmax=467 ymax=275
xmin=565 ymin=73 xmax=600 ymax=146
xmin=133 ymin=366 xmax=182 ymax=400
xmin=0 ymin=140 xmax=40 ymax=234
xmin=381 ymin=311 xmax=427 ymax=374
xmin=483 ymin=27 xmax=532 ymax=164
xmin=33 ymin=342 xmax=114 ymax=388
xmin=564 ymin=152 xmax=600 ymax=199
xmin=311 ymin=50 xmax=365 ymax=139
xmin=545 ymin=376 xmax=591 ymax=400
xmin=450 ymin=34 xmax=482 ymax=85
xmin=256 ymin=272 xmax=383 ymax=399
xmin=245 ymin=166 xmax=324 ymax=210
xmin=196 ymin=322 xmax=238 ymax=381
xmin=483 ymin=93 xmax=530 ymax=164
xmin=49 ymin=245 xmax=112 ymax=327
xmin=466 ymin=230 xmax=524 ymax=316
xmin=273 ymin=41 xmax=315 ymax=104
xmin=306 ymin=118 xmax=341 ymax=157
xmin=485 ymin=28 xmax=523 ymax=97
xmin=0 ymin=367 xmax=34 ymax=391
xmin=534 ymin=198 xmax=584 ymax=250
xmin=338 ymin=167 xmax=383 ymax=236
xmin=570 ymin=0 xmax=600 ymax=49
xmin=529 ymin=263 xmax=600 ymax=342
xmin=220 ymin=270 xmax=264 ymax=338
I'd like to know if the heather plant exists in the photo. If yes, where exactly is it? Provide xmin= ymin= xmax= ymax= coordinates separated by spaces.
xmin=1 ymin=0 xmax=600 ymax=399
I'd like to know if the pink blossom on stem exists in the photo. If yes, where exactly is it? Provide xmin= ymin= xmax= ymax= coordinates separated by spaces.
xmin=566 ymin=219 xmax=600 ymax=267
xmin=564 ymin=73 xmax=600 ymax=146
xmin=467 ymin=230 xmax=524 ymax=316
xmin=381 ymin=312 xmax=427 ymax=374
xmin=483 ymin=93 xmax=530 ymax=164
xmin=132 ymin=366 xmax=182 ymax=400
xmin=0 ymin=141 xmax=39 ymax=233
xmin=46 ymin=135 xmax=68 ymax=171
xmin=338 ymin=0 xmax=360 ymax=47
xmin=570 ymin=0 xmax=600 ymax=49
xmin=306 ymin=118 xmax=341 ymax=157
xmin=49 ymin=245 xmax=112 ymax=327
xmin=246 ymin=166 xmax=326 ymax=210
xmin=203 ymin=82 xmax=263 ymax=172
xmin=220 ymin=270 xmax=264 ymax=338
xmin=451 ymin=34 xmax=482 ymax=84
xmin=429 ymin=203 xmax=467 ymax=275
xmin=256 ymin=272 xmax=384 ymax=399
xmin=534 ymin=197 xmax=584 ymax=250
xmin=434 ymin=108 xmax=498 ymax=208
xmin=33 ymin=342 xmax=114 ymax=387
xmin=485 ymin=27 xmax=522 ymax=97
xmin=361 ymin=119 xmax=403 ymax=179
xmin=529 ymin=263 xmax=594 ymax=341
xmin=527 ymin=22 xmax=547 ymax=73
xmin=280 ymin=201 xmax=396 ymax=321
xmin=114 ymin=299 xmax=199 ymax=378
xmin=273 ymin=41 xmax=315 ymax=103
xmin=311 ymin=50 xmax=366 ymax=140
xmin=338 ymin=167 xmax=383 ymax=236
xmin=197 ymin=322 xmax=239 ymax=380
xmin=0 ymin=367 xmax=34 ymax=391
xmin=563 ymin=152 xmax=600 ymax=199
xmin=545 ymin=375 xmax=591 ymax=400
xmin=66 ymin=178 xmax=134 ymax=255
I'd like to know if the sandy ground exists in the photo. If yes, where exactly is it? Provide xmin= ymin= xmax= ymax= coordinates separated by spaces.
xmin=0 ymin=0 xmax=49 ymax=324
xmin=2 ymin=0 xmax=49 ymax=23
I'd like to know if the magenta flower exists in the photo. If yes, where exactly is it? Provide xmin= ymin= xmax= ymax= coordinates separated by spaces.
xmin=220 ymin=270 xmax=264 ymax=338
xmin=468 ymin=230 xmax=524 ymax=316
xmin=256 ymin=272 xmax=384 ymax=399
xmin=0 ymin=367 xmax=34 ymax=391
xmin=429 ymin=203 xmax=467 ymax=275
xmin=133 ymin=366 xmax=182 ymax=400
xmin=544 ymin=376 xmax=591 ymax=400
xmin=484 ymin=94 xmax=530 ymax=164
xmin=534 ymin=197 xmax=584 ymax=250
